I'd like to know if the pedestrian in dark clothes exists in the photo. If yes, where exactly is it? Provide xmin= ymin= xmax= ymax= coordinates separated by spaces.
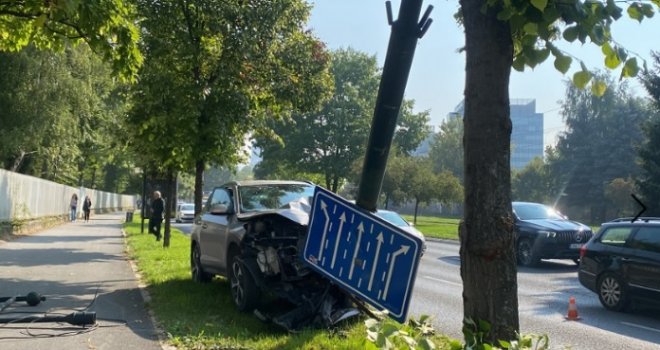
xmin=149 ymin=191 xmax=165 ymax=241
xmin=82 ymin=195 xmax=92 ymax=222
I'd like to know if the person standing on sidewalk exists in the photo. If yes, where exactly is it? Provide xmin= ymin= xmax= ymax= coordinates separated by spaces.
xmin=82 ymin=195 xmax=92 ymax=222
xmin=69 ymin=193 xmax=78 ymax=222
xmin=149 ymin=191 xmax=165 ymax=241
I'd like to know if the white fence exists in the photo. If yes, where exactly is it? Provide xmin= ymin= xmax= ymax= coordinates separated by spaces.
xmin=0 ymin=168 xmax=136 ymax=221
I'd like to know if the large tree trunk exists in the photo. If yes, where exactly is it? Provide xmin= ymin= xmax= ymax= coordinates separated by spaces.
xmin=459 ymin=0 xmax=519 ymax=343
xmin=163 ymin=168 xmax=175 ymax=248
xmin=194 ymin=159 xmax=205 ymax=216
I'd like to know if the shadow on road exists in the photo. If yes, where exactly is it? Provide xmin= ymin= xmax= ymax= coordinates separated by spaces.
xmin=0 ymin=279 xmax=158 ymax=343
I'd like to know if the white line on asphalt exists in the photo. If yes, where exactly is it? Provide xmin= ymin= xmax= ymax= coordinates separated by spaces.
xmin=621 ymin=322 xmax=660 ymax=334
xmin=423 ymin=275 xmax=462 ymax=287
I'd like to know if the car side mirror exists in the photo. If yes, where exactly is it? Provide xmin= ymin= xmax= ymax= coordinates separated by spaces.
xmin=210 ymin=203 xmax=232 ymax=215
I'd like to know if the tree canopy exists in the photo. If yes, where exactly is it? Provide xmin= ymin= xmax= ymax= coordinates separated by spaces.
xmin=254 ymin=48 xmax=430 ymax=192
xmin=0 ymin=0 xmax=142 ymax=80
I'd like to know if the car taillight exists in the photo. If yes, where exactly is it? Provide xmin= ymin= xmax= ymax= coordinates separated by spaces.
xmin=579 ymin=244 xmax=587 ymax=258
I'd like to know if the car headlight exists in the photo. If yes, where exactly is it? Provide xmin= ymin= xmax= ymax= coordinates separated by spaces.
xmin=539 ymin=230 xmax=556 ymax=238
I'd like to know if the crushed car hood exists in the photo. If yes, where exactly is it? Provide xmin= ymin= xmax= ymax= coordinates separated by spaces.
xmin=236 ymin=199 xmax=311 ymax=226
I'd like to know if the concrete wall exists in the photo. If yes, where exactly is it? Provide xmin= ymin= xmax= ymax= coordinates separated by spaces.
xmin=0 ymin=168 xmax=136 ymax=221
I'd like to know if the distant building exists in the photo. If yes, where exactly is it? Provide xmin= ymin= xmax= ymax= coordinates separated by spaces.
xmin=450 ymin=99 xmax=544 ymax=169
xmin=509 ymin=99 xmax=544 ymax=169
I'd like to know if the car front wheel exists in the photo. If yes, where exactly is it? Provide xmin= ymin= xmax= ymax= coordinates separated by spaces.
xmin=598 ymin=273 xmax=629 ymax=311
xmin=230 ymin=255 xmax=260 ymax=312
xmin=517 ymin=239 xmax=539 ymax=267
xmin=191 ymin=244 xmax=212 ymax=283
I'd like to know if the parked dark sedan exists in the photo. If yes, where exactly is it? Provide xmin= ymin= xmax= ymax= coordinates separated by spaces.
xmin=513 ymin=202 xmax=593 ymax=266
xmin=578 ymin=218 xmax=660 ymax=311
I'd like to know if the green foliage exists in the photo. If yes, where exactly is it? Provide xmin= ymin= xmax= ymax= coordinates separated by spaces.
xmin=511 ymin=157 xmax=558 ymax=204
xmin=549 ymin=72 xmax=651 ymax=222
xmin=254 ymin=48 xmax=430 ymax=192
xmin=365 ymin=311 xmax=451 ymax=350
xmin=462 ymin=319 xmax=549 ymax=350
xmin=385 ymin=157 xmax=462 ymax=224
xmin=0 ymin=44 xmax=136 ymax=191
xmin=129 ymin=0 xmax=332 ymax=194
xmin=637 ymin=52 xmax=660 ymax=215
xmin=0 ymin=0 xmax=142 ymax=80
xmin=485 ymin=0 xmax=659 ymax=91
xmin=429 ymin=114 xmax=464 ymax=182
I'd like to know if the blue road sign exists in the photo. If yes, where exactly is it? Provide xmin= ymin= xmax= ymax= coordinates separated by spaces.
xmin=302 ymin=186 xmax=423 ymax=323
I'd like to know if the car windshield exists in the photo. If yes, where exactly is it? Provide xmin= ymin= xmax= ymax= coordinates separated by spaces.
xmin=239 ymin=184 xmax=315 ymax=213
xmin=375 ymin=211 xmax=409 ymax=227
xmin=513 ymin=203 xmax=564 ymax=220
xmin=180 ymin=204 xmax=194 ymax=211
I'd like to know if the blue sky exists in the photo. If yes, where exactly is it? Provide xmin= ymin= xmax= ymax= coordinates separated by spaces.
xmin=308 ymin=0 xmax=660 ymax=147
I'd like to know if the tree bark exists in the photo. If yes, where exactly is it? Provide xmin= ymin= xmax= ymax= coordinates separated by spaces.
xmin=459 ymin=0 xmax=519 ymax=343
xmin=163 ymin=168 xmax=175 ymax=248
xmin=414 ymin=198 xmax=419 ymax=225
xmin=194 ymin=159 xmax=205 ymax=216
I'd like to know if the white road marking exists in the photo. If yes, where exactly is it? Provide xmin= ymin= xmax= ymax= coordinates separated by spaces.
xmin=621 ymin=322 xmax=660 ymax=334
xmin=423 ymin=275 xmax=462 ymax=287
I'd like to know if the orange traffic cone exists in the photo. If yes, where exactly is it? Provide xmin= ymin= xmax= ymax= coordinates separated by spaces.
xmin=565 ymin=296 xmax=580 ymax=321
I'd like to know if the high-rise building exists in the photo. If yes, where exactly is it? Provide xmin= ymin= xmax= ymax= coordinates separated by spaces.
xmin=509 ymin=99 xmax=544 ymax=169
xmin=452 ymin=99 xmax=544 ymax=169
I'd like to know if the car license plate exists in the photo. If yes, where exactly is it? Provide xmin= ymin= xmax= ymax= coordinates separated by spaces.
xmin=570 ymin=243 xmax=583 ymax=249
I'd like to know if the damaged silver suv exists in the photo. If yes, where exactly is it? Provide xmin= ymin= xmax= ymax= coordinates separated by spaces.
xmin=190 ymin=180 xmax=358 ymax=330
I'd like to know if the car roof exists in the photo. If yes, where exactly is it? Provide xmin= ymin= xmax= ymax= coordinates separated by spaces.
xmin=219 ymin=180 xmax=313 ymax=187
xmin=512 ymin=201 xmax=549 ymax=206
xmin=602 ymin=217 xmax=660 ymax=226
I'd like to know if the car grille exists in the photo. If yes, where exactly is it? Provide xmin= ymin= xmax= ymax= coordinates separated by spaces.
xmin=556 ymin=230 xmax=593 ymax=243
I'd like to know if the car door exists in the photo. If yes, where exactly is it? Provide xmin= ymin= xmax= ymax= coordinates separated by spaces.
xmin=198 ymin=187 xmax=234 ymax=272
xmin=625 ymin=227 xmax=660 ymax=301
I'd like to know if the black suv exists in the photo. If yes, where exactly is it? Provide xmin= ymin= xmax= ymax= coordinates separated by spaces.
xmin=578 ymin=218 xmax=660 ymax=311
xmin=513 ymin=202 xmax=593 ymax=266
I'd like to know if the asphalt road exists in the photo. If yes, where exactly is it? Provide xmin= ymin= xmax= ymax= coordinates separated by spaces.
xmin=410 ymin=240 xmax=660 ymax=349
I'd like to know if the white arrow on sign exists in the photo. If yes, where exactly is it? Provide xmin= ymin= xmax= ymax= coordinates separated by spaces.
xmin=368 ymin=232 xmax=384 ymax=291
xmin=317 ymin=200 xmax=330 ymax=261
xmin=331 ymin=212 xmax=347 ymax=269
xmin=382 ymin=245 xmax=411 ymax=300
xmin=348 ymin=222 xmax=365 ymax=280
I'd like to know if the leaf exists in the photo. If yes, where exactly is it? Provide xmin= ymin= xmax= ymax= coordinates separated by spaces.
xmin=497 ymin=8 xmax=514 ymax=21
xmin=365 ymin=318 xmax=379 ymax=329
xmin=622 ymin=58 xmax=639 ymax=78
xmin=512 ymin=55 xmax=526 ymax=72
xmin=554 ymin=54 xmax=572 ymax=74
xmin=601 ymin=42 xmax=613 ymax=56
xmin=641 ymin=4 xmax=655 ymax=18
xmin=419 ymin=338 xmax=437 ymax=350
xmin=606 ymin=0 xmax=623 ymax=20
xmin=591 ymin=80 xmax=607 ymax=97
xmin=530 ymin=0 xmax=548 ymax=12
xmin=604 ymin=53 xmax=620 ymax=69
xmin=381 ymin=323 xmax=399 ymax=337
xmin=34 ymin=14 xmax=48 ymax=28
xmin=573 ymin=70 xmax=592 ymax=89
xmin=627 ymin=4 xmax=643 ymax=22
xmin=563 ymin=26 xmax=579 ymax=42
xmin=523 ymin=22 xmax=538 ymax=35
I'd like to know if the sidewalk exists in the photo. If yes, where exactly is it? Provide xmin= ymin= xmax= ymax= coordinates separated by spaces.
xmin=0 ymin=213 xmax=162 ymax=350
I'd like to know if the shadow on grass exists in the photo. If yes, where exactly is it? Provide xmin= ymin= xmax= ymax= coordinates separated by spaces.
xmin=146 ymin=278 xmax=368 ymax=350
